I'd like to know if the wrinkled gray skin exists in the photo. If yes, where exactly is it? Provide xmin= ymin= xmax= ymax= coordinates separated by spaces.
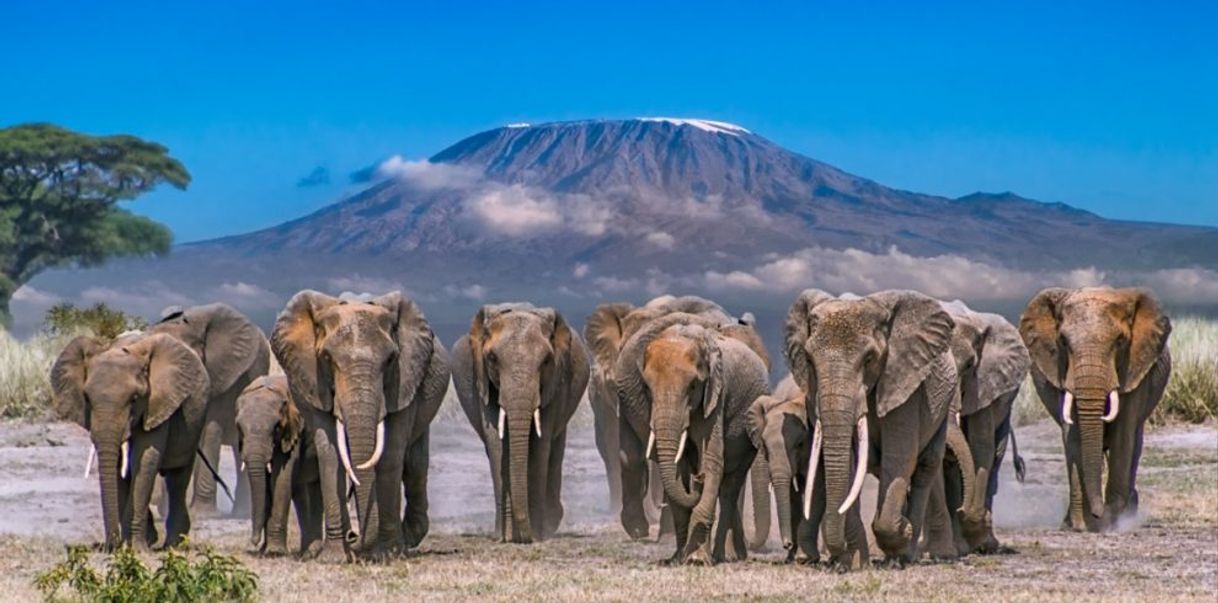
xmin=785 ymin=290 xmax=958 ymax=569
xmin=235 ymin=375 xmax=322 ymax=557
xmin=452 ymin=304 xmax=590 ymax=542
xmin=150 ymin=303 xmax=271 ymax=519
xmin=1020 ymin=287 xmax=1171 ymax=532
xmin=924 ymin=301 xmax=1030 ymax=557
xmin=616 ymin=313 xmax=769 ymax=565
xmin=52 ymin=333 xmax=210 ymax=551
xmin=585 ymin=295 xmax=771 ymax=544
xmin=272 ymin=291 xmax=450 ymax=561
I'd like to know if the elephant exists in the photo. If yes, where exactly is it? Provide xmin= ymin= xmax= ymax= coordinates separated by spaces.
xmin=585 ymin=295 xmax=771 ymax=542
xmin=615 ymin=312 xmax=770 ymax=564
xmin=150 ymin=303 xmax=271 ymax=518
xmin=750 ymin=375 xmax=977 ymax=565
xmin=1020 ymin=287 xmax=1171 ymax=532
xmin=923 ymin=300 xmax=1030 ymax=557
xmin=784 ymin=289 xmax=958 ymax=569
xmin=271 ymin=290 xmax=451 ymax=561
xmin=235 ymin=375 xmax=322 ymax=557
xmin=51 ymin=332 xmax=210 ymax=551
xmin=451 ymin=303 xmax=590 ymax=542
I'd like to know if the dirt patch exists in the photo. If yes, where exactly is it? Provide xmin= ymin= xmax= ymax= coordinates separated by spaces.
xmin=1 ymin=417 xmax=1215 ymax=601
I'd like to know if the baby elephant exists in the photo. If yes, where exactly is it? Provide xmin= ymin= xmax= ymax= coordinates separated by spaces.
xmin=235 ymin=375 xmax=322 ymax=556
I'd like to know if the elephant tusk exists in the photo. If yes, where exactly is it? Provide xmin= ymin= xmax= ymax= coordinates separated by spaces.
xmin=335 ymin=420 xmax=360 ymax=487
xmin=954 ymin=412 xmax=961 ymax=426
xmin=838 ymin=416 xmax=869 ymax=515
xmin=84 ymin=446 xmax=96 ymax=479
xmin=1061 ymin=391 xmax=1074 ymax=426
xmin=533 ymin=409 xmax=542 ymax=438
xmin=645 ymin=430 xmax=655 ymax=460
xmin=803 ymin=419 xmax=822 ymax=519
xmin=356 ymin=420 xmax=385 ymax=470
xmin=792 ymin=476 xmax=800 ymax=493
xmin=675 ymin=430 xmax=688 ymax=464
xmin=119 ymin=440 xmax=130 ymax=480
xmin=498 ymin=408 xmax=506 ymax=441
xmin=239 ymin=460 xmax=245 ymax=473
xmin=266 ymin=462 xmax=273 ymax=474
xmin=1103 ymin=390 xmax=1120 ymax=423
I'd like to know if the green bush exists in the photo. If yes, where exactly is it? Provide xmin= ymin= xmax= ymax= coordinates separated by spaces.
xmin=34 ymin=544 xmax=257 ymax=603
xmin=43 ymin=303 xmax=146 ymax=341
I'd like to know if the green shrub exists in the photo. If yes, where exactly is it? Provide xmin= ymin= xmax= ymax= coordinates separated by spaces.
xmin=43 ymin=303 xmax=146 ymax=341
xmin=34 ymin=544 xmax=257 ymax=603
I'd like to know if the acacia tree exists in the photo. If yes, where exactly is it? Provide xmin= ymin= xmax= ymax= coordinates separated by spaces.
xmin=0 ymin=123 xmax=189 ymax=323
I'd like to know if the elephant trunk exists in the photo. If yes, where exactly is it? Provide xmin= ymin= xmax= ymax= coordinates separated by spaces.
xmin=773 ymin=473 xmax=795 ymax=552
xmin=1072 ymin=361 xmax=1113 ymax=520
xmin=946 ymin=421 xmax=984 ymax=543
xmin=507 ymin=411 xmax=534 ymax=543
xmin=246 ymin=462 xmax=269 ymax=550
xmin=819 ymin=406 xmax=855 ymax=558
xmin=747 ymin=455 xmax=772 ymax=551
xmin=96 ymin=445 xmax=124 ymax=549
xmin=653 ymin=396 xmax=700 ymax=509
xmin=338 ymin=373 xmax=385 ymax=548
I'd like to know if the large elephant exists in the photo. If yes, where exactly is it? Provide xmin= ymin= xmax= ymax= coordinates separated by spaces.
xmin=1020 ymin=287 xmax=1171 ymax=532
xmin=784 ymin=290 xmax=958 ymax=569
xmin=616 ymin=312 xmax=769 ymax=564
xmin=150 ymin=303 xmax=270 ymax=518
xmin=51 ymin=332 xmax=210 ymax=550
xmin=751 ymin=375 xmax=977 ymax=564
xmin=924 ymin=300 xmax=1030 ymax=556
xmin=271 ymin=291 xmax=451 ymax=560
xmin=235 ymin=375 xmax=322 ymax=557
xmin=452 ymin=303 xmax=590 ymax=542
xmin=585 ymin=295 xmax=770 ymax=542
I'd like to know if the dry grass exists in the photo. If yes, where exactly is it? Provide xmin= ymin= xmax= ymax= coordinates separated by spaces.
xmin=0 ymin=329 xmax=80 ymax=419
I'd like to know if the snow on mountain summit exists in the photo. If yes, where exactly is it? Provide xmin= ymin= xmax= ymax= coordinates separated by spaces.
xmin=636 ymin=117 xmax=751 ymax=135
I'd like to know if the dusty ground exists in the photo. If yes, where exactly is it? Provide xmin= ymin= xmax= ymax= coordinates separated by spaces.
xmin=0 ymin=416 xmax=1214 ymax=601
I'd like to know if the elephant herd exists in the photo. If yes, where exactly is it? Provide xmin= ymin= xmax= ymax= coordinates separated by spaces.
xmin=49 ymin=286 xmax=1172 ymax=570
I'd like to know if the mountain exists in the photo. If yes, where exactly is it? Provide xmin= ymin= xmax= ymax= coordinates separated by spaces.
xmin=19 ymin=118 xmax=1218 ymax=341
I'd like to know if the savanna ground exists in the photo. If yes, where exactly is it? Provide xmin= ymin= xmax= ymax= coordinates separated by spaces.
xmin=0 ymin=317 xmax=1215 ymax=601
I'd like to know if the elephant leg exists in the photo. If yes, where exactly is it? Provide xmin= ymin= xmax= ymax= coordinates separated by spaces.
xmin=965 ymin=407 xmax=1000 ymax=551
xmin=545 ymin=429 xmax=568 ymax=538
xmin=229 ymin=443 xmax=251 ymax=518
xmin=941 ymin=455 xmax=968 ymax=554
xmin=648 ymin=466 xmax=672 ymax=537
xmin=373 ymin=414 xmax=409 ymax=556
xmin=402 ymin=431 xmax=431 ymax=549
xmin=845 ymin=501 xmax=870 ymax=569
xmin=1062 ymin=427 xmax=1088 ymax=531
xmin=713 ymin=465 xmax=749 ymax=563
xmin=872 ymin=417 xmax=920 ymax=563
xmin=266 ymin=461 xmax=296 ymax=556
xmin=128 ymin=444 xmax=162 ymax=551
xmin=162 ymin=464 xmax=192 ymax=549
xmin=1126 ymin=423 xmax=1145 ymax=519
xmin=1102 ymin=415 xmax=1141 ymax=528
xmin=923 ymin=471 xmax=958 ymax=560
xmin=591 ymin=390 xmax=623 ymax=515
xmin=308 ymin=422 xmax=350 ymax=562
xmin=796 ymin=469 xmax=826 ymax=565
xmin=668 ymin=497 xmax=691 ymax=564
xmin=619 ymin=422 xmax=650 ymax=540
xmin=482 ymin=428 xmax=507 ymax=541
xmin=904 ymin=424 xmax=947 ymax=563
xmin=298 ymin=480 xmax=324 ymax=555
xmin=529 ymin=434 xmax=552 ymax=540
xmin=189 ymin=418 xmax=223 ymax=516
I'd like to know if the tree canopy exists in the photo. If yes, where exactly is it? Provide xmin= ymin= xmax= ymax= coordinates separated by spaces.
xmin=0 ymin=123 xmax=189 ymax=322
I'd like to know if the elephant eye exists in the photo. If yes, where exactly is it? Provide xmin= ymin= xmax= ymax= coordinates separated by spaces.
xmin=486 ymin=351 xmax=498 ymax=365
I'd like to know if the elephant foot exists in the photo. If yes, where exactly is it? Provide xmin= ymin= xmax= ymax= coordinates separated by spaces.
xmin=794 ymin=551 xmax=818 ymax=566
xmin=621 ymin=509 xmax=650 ymax=541
xmin=877 ymin=554 xmax=910 ymax=570
xmin=926 ymin=545 xmax=959 ymax=562
xmin=307 ymin=539 xmax=352 ymax=564
xmin=402 ymin=515 xmax=429 ymax=549
xmin=263 ymin=541 xmax=289 ymax=558
xmin=684 ymin=548 xmax=713 ymax=566
xmin=189 ymin=503 xmax=221 ymax=521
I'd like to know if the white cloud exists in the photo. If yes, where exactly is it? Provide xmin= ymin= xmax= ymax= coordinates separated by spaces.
xmin=573 ymin=263 xmax=591 ymax=279
xmin=79 ymin=282 xmax=192 ymax=318
xmin=645 ymin=230 xmax=676 ymax=250
xmin=12 ymin=285 xmax=60 ymax=306
xmin=703 ymin=245 xmax=1218 ymax=304
xmin=466 ymin=185 xmax=564 ymax=236
xmin=327 ymin=275 xmax=409 ymax=297
xmin=443 ymin=283 xmax=488 ymax=300
xmin=214 ymin=282 xmax=280 ymax=308
xmin=377 ymin=157 xmax=481 ymax=190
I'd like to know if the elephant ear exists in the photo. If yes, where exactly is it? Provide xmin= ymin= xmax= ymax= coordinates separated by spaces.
xmin=1120 ymin=288 xmax=1172 ymax=392
xmin=699 ymin=329 xmax=724 ymax=419
xmin=51 ymin=336 xmax=105 ymax=429
xmin=136 ymin=333 xmax=209 ymax=431
xmin=192 ymin=304 xmax=267 ymax=397
xmin=277 ymin=389 xmax=303 ymax=454
xmin=372 ymin=291 xmax=436 ymax=413
xmin=468 ymin=305 xmax=496 ymax=407
xmin=271 ymin=290 xmax=339 ymax=413
xmin=1019 ymin=288 xmax=1070 ymax=389
xmin=746 ymin=395 xmax=776 ymax=449
xmin=540 ymin=309 xmax=575 ymax=405
xmin=974 ymin=313 xmax=1030 ymax=410
xmin=584 ymin=302 xmax=635 ymax=379
xmin=870 ymin=290 xmax=956 ymax=418
xmin=783 ymin=289 xmax=835 ymax=402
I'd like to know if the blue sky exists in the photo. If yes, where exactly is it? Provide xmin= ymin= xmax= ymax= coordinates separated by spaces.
xmin=2 ymin=0 xmax=1215 ymax=241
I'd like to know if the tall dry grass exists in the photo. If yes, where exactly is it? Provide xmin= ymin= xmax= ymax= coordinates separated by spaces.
xmin=0 ymin=329 xmax=81 ymax=419
xmin=1012 ymin=316 xmax=1217 ymax=425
